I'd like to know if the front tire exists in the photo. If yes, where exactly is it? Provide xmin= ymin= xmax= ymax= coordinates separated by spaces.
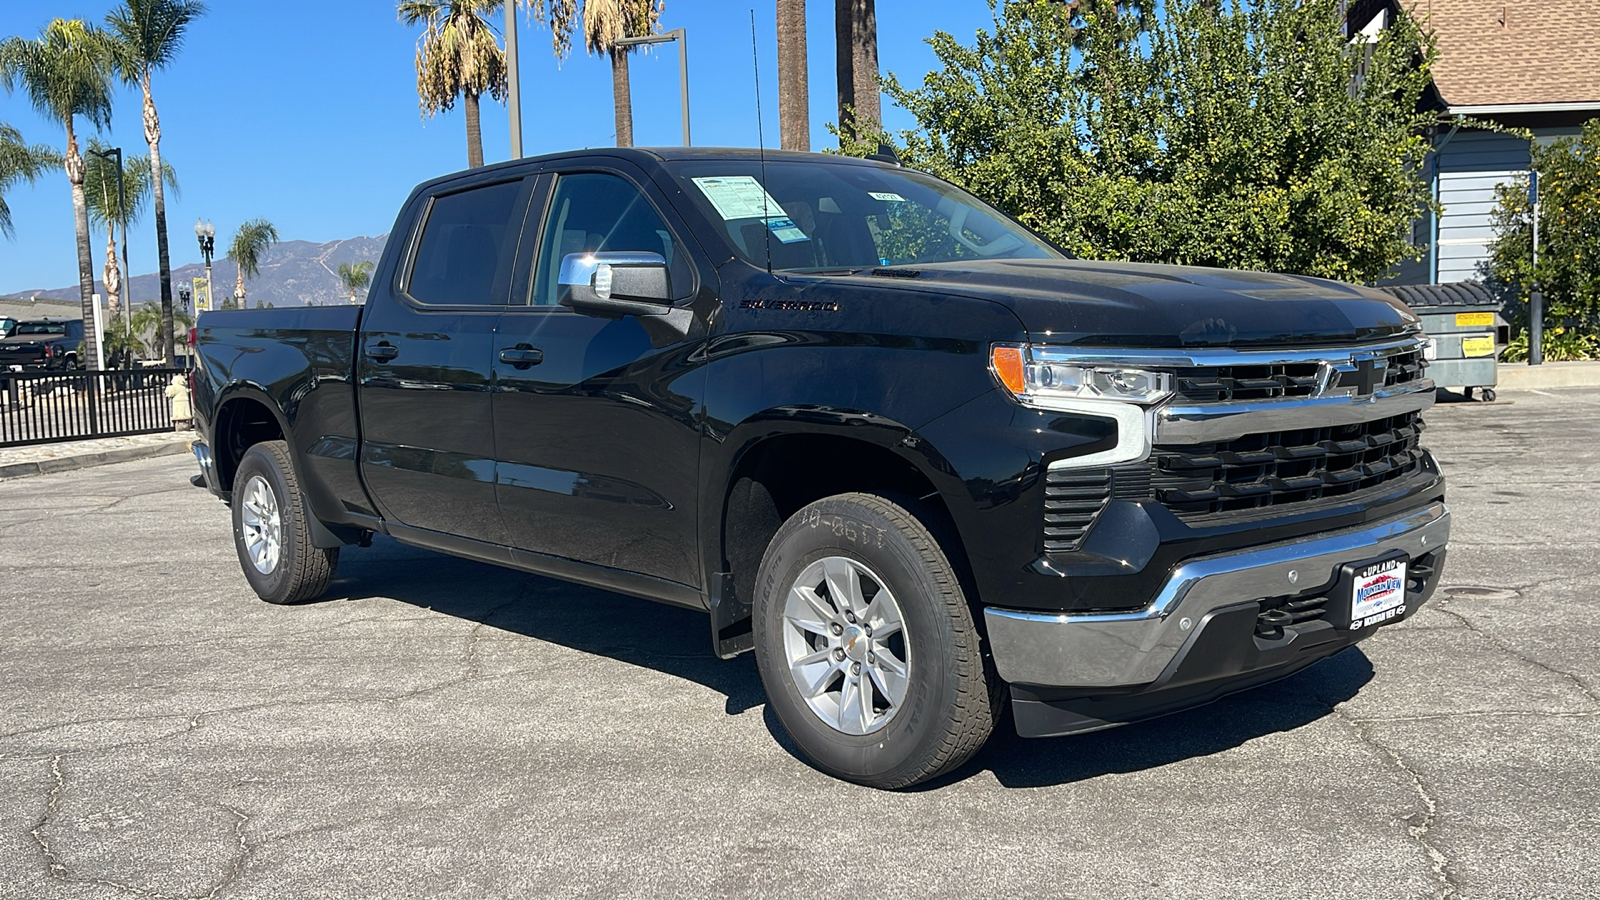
xmin=231 ymin=440 xmax=338 ymax=605
xmin=753 ymin=493 xmax=998 ymax=789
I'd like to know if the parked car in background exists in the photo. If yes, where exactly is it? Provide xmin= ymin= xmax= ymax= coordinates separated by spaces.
xmin=0 ymin=317 xmax=18 ymax=339
xmin=0 ymin=318 xmax=84 ymax=371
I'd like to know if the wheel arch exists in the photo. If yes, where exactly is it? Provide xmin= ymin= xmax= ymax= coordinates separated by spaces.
xmin=710 ymin=423 xmax=981 ymax=656
xmin=210 ymin=384 xmax=291 ymax=500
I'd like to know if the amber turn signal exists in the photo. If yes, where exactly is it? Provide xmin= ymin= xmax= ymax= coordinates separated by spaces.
xmin=990 ymin=345 xmax=1026 ymax=395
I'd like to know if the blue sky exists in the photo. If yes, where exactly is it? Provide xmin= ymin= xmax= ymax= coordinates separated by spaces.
xmin=0 ymin=0 xmax=997 ymax=295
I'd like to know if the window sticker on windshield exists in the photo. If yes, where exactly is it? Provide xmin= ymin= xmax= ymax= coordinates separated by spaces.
xmin=766 ymin=217 xmax=810 ymax=244
xmin=691 ymin=176 xmax=789 ymax=221
xmin=868 ymin=191 xmax=906 ymax=202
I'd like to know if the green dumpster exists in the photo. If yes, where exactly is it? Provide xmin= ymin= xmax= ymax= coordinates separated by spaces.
xmin=1380 ymin=283 xmax=1504 ymax=401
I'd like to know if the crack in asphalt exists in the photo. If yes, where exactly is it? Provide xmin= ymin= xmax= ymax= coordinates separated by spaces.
xmin=26 ymin=754 xmax=229 ymax=900
xmin=1335 ymin=714 xmax=1459 ymax=900
xmin=1432 ymin=602 xmax=1600 ymax=705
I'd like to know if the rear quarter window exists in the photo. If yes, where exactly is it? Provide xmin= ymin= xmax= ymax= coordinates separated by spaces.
xmin=404 ymin=179 xmax=526 ymax=306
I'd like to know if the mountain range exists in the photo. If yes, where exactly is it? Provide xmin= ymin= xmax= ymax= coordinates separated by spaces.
xmin=3 ymin=235 xmax=390 ymax=309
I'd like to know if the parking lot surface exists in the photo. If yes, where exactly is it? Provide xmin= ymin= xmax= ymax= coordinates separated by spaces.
xmin=2 ymin=389 xmax=1596 ymax=899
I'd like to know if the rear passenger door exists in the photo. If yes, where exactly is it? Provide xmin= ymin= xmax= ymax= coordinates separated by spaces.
xmin=358 ymin=175 xmax=537 ymax=543
xmin=491 ymin=162 xmax=708 ymax=588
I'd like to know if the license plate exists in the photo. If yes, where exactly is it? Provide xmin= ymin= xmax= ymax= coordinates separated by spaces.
xmin=1350 ymin=558 xmax=1407 ymax=629
xmin=6 ymin=365 xmax=20 ymax=372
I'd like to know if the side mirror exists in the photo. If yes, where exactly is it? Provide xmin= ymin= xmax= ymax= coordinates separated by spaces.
xmin=559 ymin=251 xmax=672 ymax=316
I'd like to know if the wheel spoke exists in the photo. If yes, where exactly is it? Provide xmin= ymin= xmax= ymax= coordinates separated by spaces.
xmin=785 ymin=613 xmax=832 ymax=638
xmin=863 ymin=594 xmax=902 ymax=639
xmin=840 ymin=674 xmax=869 ymax=733
xmin=868 ymin=656 xmax=907 ymax=705
xmin=792 ymin=647 xmax=832 ymax=668
xmin=804 ymin=660 xmax=842 ymax=698
xmin=823 ymin=558 xmax=865 ymax=616
xmin=793 ymin=584 xmax=837 ymax=626
xmin=874 ymin=645 xmax=907 ymax=677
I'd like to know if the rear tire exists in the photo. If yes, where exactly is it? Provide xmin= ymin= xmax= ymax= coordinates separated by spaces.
xmin=753 ymin=492 xmax=998 ymax=789
xmin=231 ymin=440 xmax=338 ymax=605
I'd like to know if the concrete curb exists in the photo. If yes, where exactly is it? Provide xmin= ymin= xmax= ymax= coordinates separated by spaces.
xmin=0 ymin=436 xmax=193 ymax=481
xmin=1495 ymin=361 xmax=1600 ymax=390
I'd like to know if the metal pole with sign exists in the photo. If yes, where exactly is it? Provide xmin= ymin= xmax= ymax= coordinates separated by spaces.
xmin=1529 ymin=169 xmax=1543 ymax=366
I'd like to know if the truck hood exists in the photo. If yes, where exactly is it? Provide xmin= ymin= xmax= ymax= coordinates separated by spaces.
xmin=845 ymin=258 xmax=1421 ymax=348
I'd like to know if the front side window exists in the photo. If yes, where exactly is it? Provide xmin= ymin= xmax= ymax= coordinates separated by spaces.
xmin=664 ymin=160 xmax=1062 ymax=272
xmin=406 ymin=179 xmax=526 ymax=306
xmin=531 ymin=172 xmax=692 ymax=306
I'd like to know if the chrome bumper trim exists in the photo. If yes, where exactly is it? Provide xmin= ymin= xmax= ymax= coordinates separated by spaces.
xmin=983 ymin=501 xmax=1450 ymax=687
xmin=1155 ymin=380 xmax=1434 ymax=445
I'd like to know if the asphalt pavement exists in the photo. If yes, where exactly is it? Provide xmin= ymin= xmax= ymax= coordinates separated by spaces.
xmin=1 ymin=388 xmax=1596 ymax=899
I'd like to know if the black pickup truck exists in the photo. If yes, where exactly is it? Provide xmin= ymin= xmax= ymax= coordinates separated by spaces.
xmin=190 ymin=148 xmax=1449 ymax=789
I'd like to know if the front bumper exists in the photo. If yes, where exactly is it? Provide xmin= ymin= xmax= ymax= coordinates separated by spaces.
xmin=983 ymin=501 xmax=1449 ymax=736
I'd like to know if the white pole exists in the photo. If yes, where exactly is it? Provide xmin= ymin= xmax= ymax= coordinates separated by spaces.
xmin=90 ymin=292 xmax=106 ymax=371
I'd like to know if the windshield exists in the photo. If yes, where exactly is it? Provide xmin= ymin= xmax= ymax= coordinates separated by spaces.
xmin=664 ymin=160 xmax=1062 ymax=272
xmin=15 ymin=323 xmax=67 ymax=335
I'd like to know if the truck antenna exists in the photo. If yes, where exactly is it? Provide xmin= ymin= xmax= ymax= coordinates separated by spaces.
xmin=751 ymin=9 xmax=773 ymax=274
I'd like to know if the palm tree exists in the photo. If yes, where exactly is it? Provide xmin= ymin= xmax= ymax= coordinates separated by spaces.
xmin=583 ymin=0 xmax=661 ymax=147
xmin=0 ymin=123 xmax=59 ymax=239
xmin=336 ymin=260 xmax=375 ymax=304
xmin=1 ymin=19 xmax=116 ymax=369
xmin=228 ymin=218 xmax=279 ymax=307
xmin=106 ymin=0 xmax=208 ymax=368
xmin=84 ymin=139 xmax=179 ymax=321
xmin=834 ymin=0 xmax=880 ymax=138
xmin=399 ymin=0 xmax=508 ymax=168
xmin=127 ymin=300 xmax=192 ymax=359
xmin=777 ymin=0 xmax=810 ymax=152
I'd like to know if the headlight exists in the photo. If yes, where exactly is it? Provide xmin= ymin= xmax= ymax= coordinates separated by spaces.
xmin=990 ymin=345 xmax=1173 ymax=406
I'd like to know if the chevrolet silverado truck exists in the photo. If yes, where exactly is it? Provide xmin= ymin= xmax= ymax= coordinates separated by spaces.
xmin=189 ymin=148 xmax=1449 ymax=789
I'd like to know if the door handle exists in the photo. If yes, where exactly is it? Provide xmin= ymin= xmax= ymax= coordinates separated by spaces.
xmin=365 ymin=342 xmax=399 ymax=362
xmin=499 ymin=344 xmax=543 ymax=370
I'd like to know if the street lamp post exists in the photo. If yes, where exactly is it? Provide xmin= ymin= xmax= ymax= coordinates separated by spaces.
xmin=87 ymin=146 xmax=132 ymax=339
xmin=612 ymin=28 xmax=691 ymax=146
xmin=194 ymin=219 xmax=216 ymax=313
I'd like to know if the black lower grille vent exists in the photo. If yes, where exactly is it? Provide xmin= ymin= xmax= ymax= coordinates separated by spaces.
xmin=1043 ymin=468 xmax=1112 ymax=552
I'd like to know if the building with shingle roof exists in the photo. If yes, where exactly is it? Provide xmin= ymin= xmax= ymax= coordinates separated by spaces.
xmin=1350 ymin=0 xmax=1600 ymax=285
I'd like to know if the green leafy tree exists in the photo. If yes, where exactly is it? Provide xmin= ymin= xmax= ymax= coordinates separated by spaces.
xmin=227 ymin=218 xmax=279 ymax=307
xmin=83 ymin=138 xmax=179 ymax=319
xmin=1486 ymin=119 xmax=1600 ymax=361
xmin=106 ymin=0 xmax=206 ymax=366
xmin=1 ymin=19 xmax=117 ymax=369
xmin=336 ymin=259 xmax=375 ymax=303
xmin=849 ymin=0 xmax=1438 ymax=284
xmin=0 ymin=122 xmax=59 ymax=238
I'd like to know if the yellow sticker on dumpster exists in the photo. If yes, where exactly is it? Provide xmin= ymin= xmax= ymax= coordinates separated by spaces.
xmin=1461 ymin=335 xmax=1495 ymax=357
xmin=1456 ymin=312 xmax=1494 ymax=327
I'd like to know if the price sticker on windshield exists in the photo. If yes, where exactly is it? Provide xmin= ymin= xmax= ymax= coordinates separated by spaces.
xmin=692 ymin=176 xmax=789 ymax=221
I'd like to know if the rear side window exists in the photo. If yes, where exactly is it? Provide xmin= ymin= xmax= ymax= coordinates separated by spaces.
xmin=405 ymin=180 xmax=526 ymax=306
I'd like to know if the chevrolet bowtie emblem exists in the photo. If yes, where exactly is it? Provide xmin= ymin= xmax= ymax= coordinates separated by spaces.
xmin=1315 ymin=353 xmax=1388 ymax=399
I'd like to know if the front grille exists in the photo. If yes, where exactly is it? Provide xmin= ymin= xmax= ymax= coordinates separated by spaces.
xmin=1176 ymin=362 xmax=1324 ymax=403
xmin=1173 ymin=346 xmax=1428 ymax=405
xmin=1042 ymin=469 xmax=1112 ymax=551
xmin=1150 ymin=412 xmax=1426 ymax=519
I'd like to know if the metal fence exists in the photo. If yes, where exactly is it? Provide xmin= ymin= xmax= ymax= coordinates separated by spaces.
xmin=1 ymin=367 xmax=185 ymax=448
